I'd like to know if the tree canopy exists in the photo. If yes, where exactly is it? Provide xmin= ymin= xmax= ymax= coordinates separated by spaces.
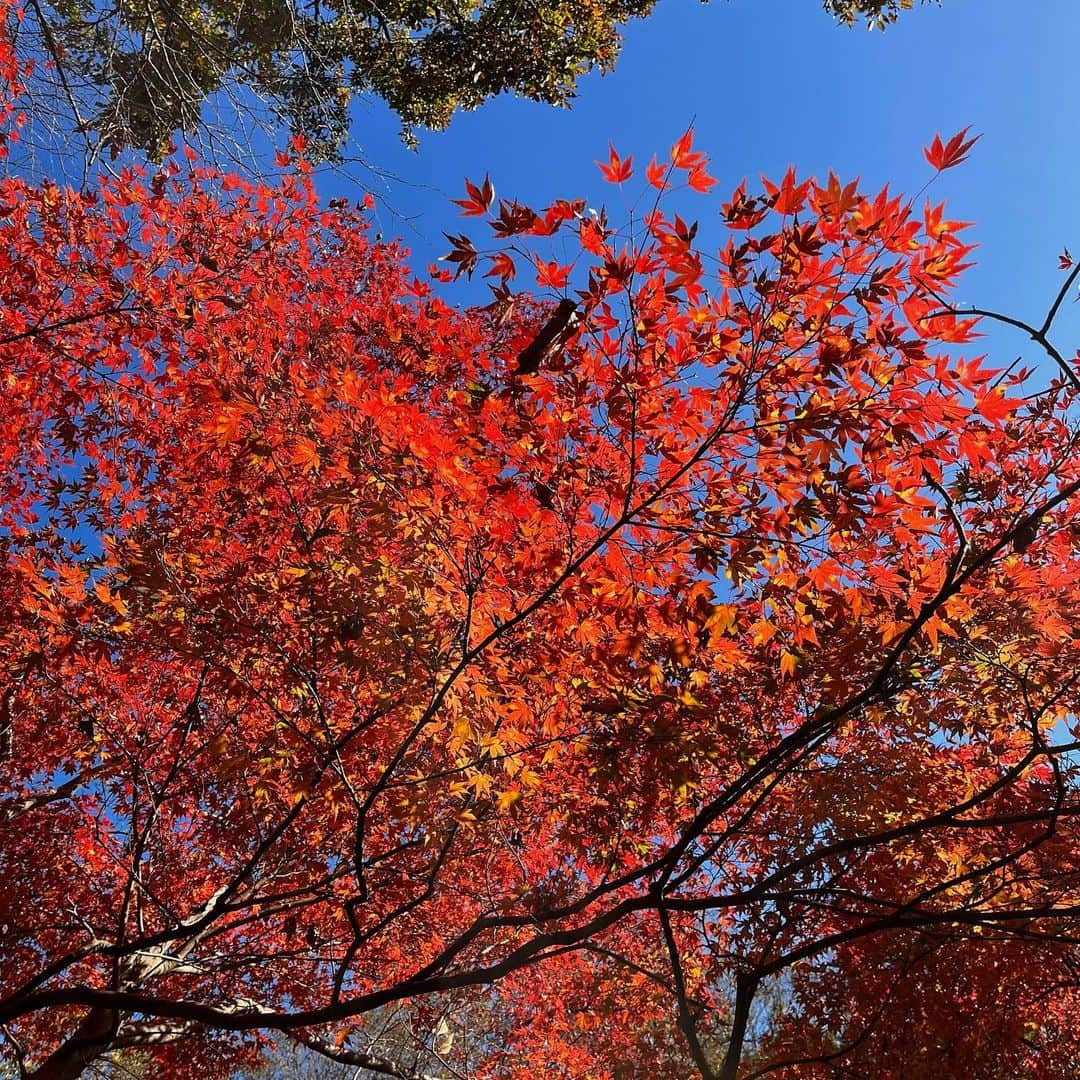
xmin=1 ymin=25 xmax=1080 ymax=1080
xmin=5 ymin=0 xmax=938 ymax=161
xmin=7 ymin=0 xmax=657 ymax=158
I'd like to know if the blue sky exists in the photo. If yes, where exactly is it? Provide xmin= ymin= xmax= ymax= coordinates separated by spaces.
xmin=316 ymin=0 xmax=1080 ymax=362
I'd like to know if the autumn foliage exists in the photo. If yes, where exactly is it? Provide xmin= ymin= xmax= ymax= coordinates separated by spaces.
xmin=1 ymin=37 xmax=1080 ymax=1080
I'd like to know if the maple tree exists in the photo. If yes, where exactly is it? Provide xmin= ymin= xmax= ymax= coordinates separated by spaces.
xmin=2 ymin=19 xmax=1080 ymax=1077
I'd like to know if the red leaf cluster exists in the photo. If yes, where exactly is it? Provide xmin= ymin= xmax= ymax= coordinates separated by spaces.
xmin=1 ymin=51 xmax=1080 ymax=1080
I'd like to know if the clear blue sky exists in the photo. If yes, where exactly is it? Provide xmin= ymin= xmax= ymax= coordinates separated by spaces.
xmin=319 ymin=0 xmax=1080 ymax=359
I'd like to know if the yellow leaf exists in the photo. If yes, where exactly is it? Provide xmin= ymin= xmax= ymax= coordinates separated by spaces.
xmin=496 ymin=789 xmax=523 ymax=813
xmin=779 ymin=650 xmax=798 ymax=679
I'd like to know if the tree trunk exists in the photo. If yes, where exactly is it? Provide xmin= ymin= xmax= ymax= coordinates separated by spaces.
xmin=27 ymin=1007 xmax=117 ymax=1080
xmin=719 ymin=974 xmax=757 ymax=1080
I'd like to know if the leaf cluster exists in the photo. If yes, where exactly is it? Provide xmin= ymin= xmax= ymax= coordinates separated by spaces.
xmin=1 ymin=36 xmax=1079 ymax=1079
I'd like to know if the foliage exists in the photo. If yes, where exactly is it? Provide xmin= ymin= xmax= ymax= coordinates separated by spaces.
xmin=3 ymin=0 xmax=944 ymax=162
xmin=1 ymin=37 xmax=1080 ymax=1080
xmin=6 ymin=0 xmax=659 ymax=159
xmin=825 ymin=0 xmax=937 ymax=28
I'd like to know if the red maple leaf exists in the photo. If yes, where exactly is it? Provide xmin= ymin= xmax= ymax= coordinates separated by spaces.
xmin=924 ymin=126 xmax=981 ymax=171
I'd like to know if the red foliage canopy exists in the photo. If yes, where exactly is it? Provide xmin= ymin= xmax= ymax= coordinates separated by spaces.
xmin=1 ymin=44 xmax=1080 ymax=1080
